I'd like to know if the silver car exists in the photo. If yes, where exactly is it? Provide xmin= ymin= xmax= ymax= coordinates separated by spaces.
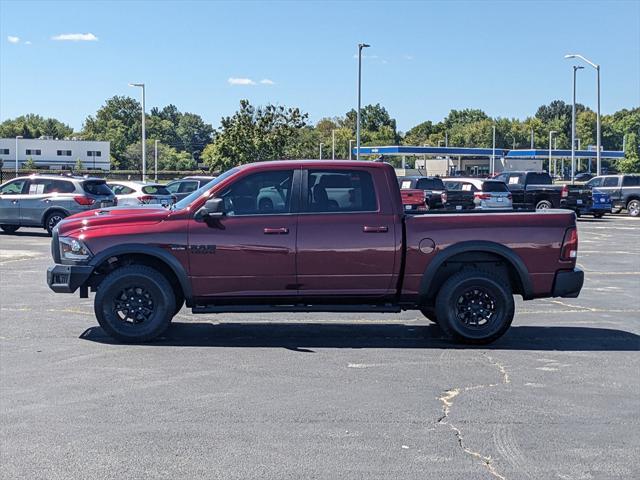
xmin=0 ymin=174 xmax=116 ymax=234
xmin=444 ymin=177 xmax=513 ymax=210
xmin=107 ymin=181 xmax=175 ymax=207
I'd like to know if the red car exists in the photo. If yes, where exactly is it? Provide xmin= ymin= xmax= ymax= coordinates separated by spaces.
xmin=47 ymin=160 xmax=583 ymax=344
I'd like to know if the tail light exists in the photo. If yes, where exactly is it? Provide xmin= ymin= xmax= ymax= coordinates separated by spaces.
xmin=561 ymin=185 xmax=569 ymax=198
xmin=138 ymin=195 xmax=154 ymax=203
xmin=74 ymin=196 xmax=95 ymax=206
xmin=474 ymin=192 xmax=491 ymax=200
xmin=440 ymin=192 xmax=448 ymax=204
xmin=560 ymin=227 xmax=578 ymax=260
xmin=507 ymin=193 xmax=512 ymax=200
xmin=171 ymin=195 xmax=177 ymax=203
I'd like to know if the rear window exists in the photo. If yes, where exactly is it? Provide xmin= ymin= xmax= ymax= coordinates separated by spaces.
xmin=82 ymin=180 xmax=112 ymax=196
xmin=482 ymin=181 xmax=509 ymax=192
xmin=142 ymin=185 xmax=171 ymax=195
xmin=622 ymin=176 xmax=640 ymax=187
xmin=416 ymin=178 xmax=445 ymax=190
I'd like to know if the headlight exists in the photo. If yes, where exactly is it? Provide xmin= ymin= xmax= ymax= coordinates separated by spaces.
xmin=59 ymin=236 xmax=93 ymax=262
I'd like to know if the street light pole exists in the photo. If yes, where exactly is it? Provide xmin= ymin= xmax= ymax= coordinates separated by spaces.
xmin=356 ymin=43 xmax=370 ymax=161
xmin=349 ymin=139 xmax=354 ymax=160
xmin=491 ymin=125 xmax=496 ymax=175
xmin=565 ymin=54 xmax=601 ymax=175
xmin=15 ymin=135 xmax=23 ymax=174
xmin=154 ymin=140 xmax=159 ymax=181
xmin=332 ymin=129 xmax=335 ymax=160
xmin=570 ymin=65 xmax=584 ymax=183
xmin=549 ymin=130 xmax=556 ymax=176
xmin=129 ymin=83 xmax=146 ymax=181
xmin=319 ymin=143 xmax=324 ymax=160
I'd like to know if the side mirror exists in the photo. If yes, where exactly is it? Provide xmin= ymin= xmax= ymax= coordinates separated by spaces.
xmin=195 ymin=197 xmax=224 ymax=221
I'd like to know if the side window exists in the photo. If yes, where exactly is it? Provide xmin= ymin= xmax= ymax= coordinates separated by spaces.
xmin=221 ymin=170 xmax=293 ymax=216
xmin=178 ymin=181 xmax=199 ymax=194
xmin=587 ymin=177 xmax=603 ymax=188
xmin=109 ymin=184 xmax=124 ymax=195
xmin=622 ymin=176 xmax=640 ymax=187
xmin=306 ymin=169 xmax=377 ymax=213
xmin=44 ymin=180 xmax=75 ymax=193
xmin=603 ymin=177 xmax=620 ymax=187
xmin=0 ymin=179 xmax=27 ymax=195
xmin=508 ymin=174 xmax=523 ymax=185
xmin=165 ymin=182 xmax=180 ymax=194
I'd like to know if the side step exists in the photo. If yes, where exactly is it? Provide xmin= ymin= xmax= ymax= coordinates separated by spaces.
xmin=192 ymin=304 xmax=402 ymax=314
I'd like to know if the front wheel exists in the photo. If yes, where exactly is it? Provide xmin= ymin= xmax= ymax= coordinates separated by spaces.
xmin=435 ymin=269 xmax=514 ymax=344
xmin=45 ymin=211 xmax=67 ymax=235
xmin=94 ymin=265 xmax=176 ymax=342
xmin=627 ymin=199 xmax=640 ymax=217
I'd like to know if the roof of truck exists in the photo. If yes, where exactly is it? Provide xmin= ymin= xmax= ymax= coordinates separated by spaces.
xmin=238 ymin=160 xmax=392 ymax=170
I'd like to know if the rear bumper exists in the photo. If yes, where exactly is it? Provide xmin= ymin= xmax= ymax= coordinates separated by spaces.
xmin=47 ymin=264 xmax=94 ymax=293
xmin=552 ymin=268 xmax=584 ymax=298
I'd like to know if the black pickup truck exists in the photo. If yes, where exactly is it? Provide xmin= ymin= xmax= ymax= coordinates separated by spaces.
xmin=585 ymin=174 xmax=640 ymax=217
xmin=493 ymin=171 xmax=592 ymax=214
xmin=398 ymin=176 xmax=447 ymax=210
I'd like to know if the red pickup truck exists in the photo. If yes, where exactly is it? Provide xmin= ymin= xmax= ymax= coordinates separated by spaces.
xmin=47 ymin=160 xmax=583 ymax=344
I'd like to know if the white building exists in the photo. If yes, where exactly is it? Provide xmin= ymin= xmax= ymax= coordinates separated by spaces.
xmin=0 ymin=138 xmax=110 ymax=171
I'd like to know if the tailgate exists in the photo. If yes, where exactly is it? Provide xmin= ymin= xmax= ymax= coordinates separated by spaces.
xmin=565 ymin=185 xmax=593 ymax=207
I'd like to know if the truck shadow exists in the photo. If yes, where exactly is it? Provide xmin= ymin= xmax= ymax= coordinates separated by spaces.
xmin=80 ymin=323 xmax=640 ymax=351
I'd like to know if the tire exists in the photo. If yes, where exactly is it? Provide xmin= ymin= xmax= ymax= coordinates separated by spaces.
xmin=420 ymin=306 xmax=438 ymax=324
xmin=535 ymin=200 xmax=552 ymax=210
xmin=592 ymin=212 xmax=605 ymax=219
xmin=0 ymin=225 xmax=20 ymax=234
xmin=94 ymin=265 xmax=176 ymax=342
xmin=435 ymin=269 xmax=514 ymax=345
xmin=627 ymin=199 xmax=640 ymax=217
xmin=45 ymin=211 xmax=67 ymax=235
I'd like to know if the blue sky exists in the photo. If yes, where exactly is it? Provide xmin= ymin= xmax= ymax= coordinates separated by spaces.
xmin=1 ymin=0 xmax=638 ymax=132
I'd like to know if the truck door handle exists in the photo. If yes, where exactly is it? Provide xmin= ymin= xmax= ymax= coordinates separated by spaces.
xmin=11 ymin=200 xmax=19 ymax=205
xmin=363 ymin=225 xmax=388 ymax=233
xmin=263 ymin=227 xmax=289 ymax=235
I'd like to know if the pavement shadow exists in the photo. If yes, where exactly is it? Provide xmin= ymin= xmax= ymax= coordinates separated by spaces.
xmin=80 ymin=323 xmax=640 ymax=351
xmin=0 ymin=231 xmax=50 ymax=238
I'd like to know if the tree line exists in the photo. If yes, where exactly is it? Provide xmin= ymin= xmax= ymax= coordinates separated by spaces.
xmin=1 ymin=97 xmax=638 ymax=172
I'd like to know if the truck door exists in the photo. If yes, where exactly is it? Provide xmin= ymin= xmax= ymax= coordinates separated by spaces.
xmin=187 ymin=169 xmax=299 ymax=300
xmin=0 ymin=178 xmax=29 ymax=225
xmin=296 ymin=168 xmax=398 ymax=298
xmin=601 ymin=176 xmax=622 ymax=203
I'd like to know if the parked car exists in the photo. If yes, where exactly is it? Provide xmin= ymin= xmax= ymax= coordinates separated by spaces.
xmin=107 ymin=181 xmax=176 ymax=207
xmin=398 ymin=176 xmax=447 ymax=210
xmin=166 ymin=176 xmax=217 ymax=201
xmin=492 ymin=171 xmax=592 ymax=214
xmin=444 ymin=178 xmax=512 ymax=210
xmin=0 ymin=174 xmax=116 ymax=234
xmin=585 ymin=175 xmax=640 ymax=217
xmin=574 ymin=172 xmax=595 ymax=183
xmin=588 ymin=189 xmax=612 ymax=218
xmin=47 ymin=160 xmax=583 ymax=345
xmin=441 ymin=179 xmax=476 ymax=211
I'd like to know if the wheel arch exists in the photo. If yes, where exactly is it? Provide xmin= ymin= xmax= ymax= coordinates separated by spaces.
xmin=41 ymin=207 xmax=70 ymax=227
xmin=89 ymin=244 xmax=193 ymax=307
xmin=418 ymin=241 xmax=534 ymax=304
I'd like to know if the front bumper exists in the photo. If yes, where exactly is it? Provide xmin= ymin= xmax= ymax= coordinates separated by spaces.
xmin=552 ymin=268 xmax=584 ymax=298
xmin=47 ymin=264 xmax=94 ymax=293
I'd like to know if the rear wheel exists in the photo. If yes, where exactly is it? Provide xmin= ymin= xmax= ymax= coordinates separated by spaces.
xmin=45 ymin=211 xmax=66 ymax=235
xmin=435 ymin=269 xmax=514 ymax=344
xmin=0 ymin=225 xmax=20 ymax=234
xmin=535 ymin=200 xmax=552 ymax=210
xmin=94 ymin=265 xmax=176 ymax=342
xmin=627 ymin=199 xmax=640 ymax=217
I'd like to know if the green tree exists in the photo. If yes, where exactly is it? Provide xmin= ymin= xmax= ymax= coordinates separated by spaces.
xmin=618 ymin=132 xmax=640 ymax=173
xmin=202 ymin=100 xmax=308 ymax=172
xmin=0 ymin=114 xmax=73 ymax=139
xmin=74 ymin=158 xmax=84 ymax=171
xmin=24 ymin=157 xmax=36 ymax=170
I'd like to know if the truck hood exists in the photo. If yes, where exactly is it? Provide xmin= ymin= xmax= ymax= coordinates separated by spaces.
xmin=57 ymin=206 xmax=171 ymax=236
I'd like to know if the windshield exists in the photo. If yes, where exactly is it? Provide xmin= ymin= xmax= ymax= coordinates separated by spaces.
xmin=172 ymin=168 xmax=240 ymax=210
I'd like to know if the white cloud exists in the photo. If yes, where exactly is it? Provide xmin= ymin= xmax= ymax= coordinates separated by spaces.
xmin=228 ymin=77 xmax=256 ymax=86
xmin=25 ymin=41 xmax=32 ymax=45
xmin=260 ymin=78 xmax=275 ymax=85
xmin=403 ymin=54 xmax=414 ymax=61
xmin=51 ymin=33 xmax=98 ymax=42
xmin=7 ymin=36 xmax=20 ymax=44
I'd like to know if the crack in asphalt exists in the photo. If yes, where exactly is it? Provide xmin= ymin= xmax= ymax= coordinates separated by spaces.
xmin=437 ymin=353 xmax=510 ymax=480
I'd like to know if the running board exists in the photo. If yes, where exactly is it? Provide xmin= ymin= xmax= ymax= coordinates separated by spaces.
xmin=192 ymin=304 xmax=402 ymax=314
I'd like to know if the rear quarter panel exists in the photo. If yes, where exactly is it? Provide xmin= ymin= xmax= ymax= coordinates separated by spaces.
xmin=402 ymin=210 xmax=577 ymax=300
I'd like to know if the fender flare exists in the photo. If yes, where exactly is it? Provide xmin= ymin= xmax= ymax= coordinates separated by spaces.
xmin=419 ymin=240 xmax=534 ymax=301
xmin=40 ymin=207 xmax=71 ymax=226
xmin=89 ymin=244 xmax=193 ymax=305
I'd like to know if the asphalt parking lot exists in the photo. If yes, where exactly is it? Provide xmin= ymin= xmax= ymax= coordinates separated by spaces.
xmin=1 ymin=216 xmax=639 ymax=480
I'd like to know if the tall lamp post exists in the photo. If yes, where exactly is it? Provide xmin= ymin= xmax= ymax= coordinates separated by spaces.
xmin=356 ymin=42 xmax=370 ymax=161
xmin=15 ymin=135 xmax=23 ymax=174
xmin=570 ymin=65 xmax=584 ymax=183
xmin=548 ymin=130 xmax=557 ymax=176
xmin=349 ymin=139 xmax=354 ymax=160
xmin=565 ymin=54 xmax=601 ymax=175
xmin=491 ymin=125 xmax=496 ymax=175
xmin=129 ymin=83 xmax=146 ymax=181
xmin=331 ymin=129 xmax=336 ymax=160
xmin=319 ymin=142 xmax=324 ymax=160
xmin=154 ymin=140 xmax=159 ymax=181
